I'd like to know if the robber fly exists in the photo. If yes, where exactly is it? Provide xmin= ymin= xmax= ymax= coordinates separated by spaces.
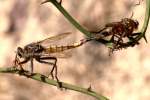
xmin=14 ymin=32 xmax=91 ymax=82
xmin=90 ymin=18 xmax=145 ymax=52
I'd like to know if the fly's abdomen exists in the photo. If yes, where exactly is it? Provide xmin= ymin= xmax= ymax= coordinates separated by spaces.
xmin=45 ymin=39 xmax=90 ymax=53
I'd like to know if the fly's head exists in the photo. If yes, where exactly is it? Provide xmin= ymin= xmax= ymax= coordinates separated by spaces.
xmin=122 ymin=18 xmax=139 ymax=30
xmin=16 ymin=47 xmax=25 ymax=58
xmin=14 ymin=47 xmax=25 ymax=66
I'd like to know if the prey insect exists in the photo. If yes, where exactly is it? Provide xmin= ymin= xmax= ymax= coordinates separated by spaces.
xmin=91 ymin=18 xmax=146 ymax=52
xmin=14 ymin=32 xmax=90 ymax=82
xmin=90 ymin=0 xmax=146 ymax=53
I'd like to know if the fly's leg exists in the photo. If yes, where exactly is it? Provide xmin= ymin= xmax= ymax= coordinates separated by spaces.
xmin=35 ymin=57 xmax=59 ymax=81
xmin=30 ymin=58 xmax=34 ymax=73
xmin=35 ymin=57 xmax=55 ymax=79
xmin=127 ymin=32 xmax=143 ymax=45
xmin=109 ymin=33 xmax=124 ymax=53
xmin=35 ymin=57 xmax=61 ymax=87
xmin=14 ymin=54 xmax=20 ymax=67
xmin=14 ymin=56 xmax=30 ymax=75
xmin=19 ymin=59 xmax=30 ymax=68
xmin=19 ymin=58 xmax=34 ymax=76
xmin=129 ymin=32 xmax=147 ymax=43
xmin=15 ymin=57 xmax=30 ymax=71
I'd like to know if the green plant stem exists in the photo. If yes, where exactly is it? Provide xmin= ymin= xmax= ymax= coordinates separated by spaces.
xmin=0 ymin=67 xmax=109 ymax=100
xmin=136 ymin=0 xmax=150 ymax=42
xmin=41 ymin=0 xmax=92 ymax=38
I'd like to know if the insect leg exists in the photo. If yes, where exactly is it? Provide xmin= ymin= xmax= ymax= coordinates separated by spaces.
xmin=18 ymin=58 xmax=30 ymax=70
xmin=19 ymin=58 xmax=30 ymax=64
xmin=35 ymin=57 xmax=58 ymax=81
xmin=36 ymin=57 xmax=61 ymax=87
xmin=110 ymin=33 xmax=124 ymax=52
xmin=130 ymin=33 xmax=140 ymax=36
xmin=130 ymin=32 xmax=147 ymax=43
xmin=128 ymin=32 xmax=147 ymax=44
xmin=14 ymin=54 xmax=19 ymax=66
xmin=30 ymin=58 xmax=34 ymax=73
xmin=115 ymin=33 xmax=124 ymax=48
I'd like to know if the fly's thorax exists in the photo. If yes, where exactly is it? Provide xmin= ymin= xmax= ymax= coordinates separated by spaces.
xmin=16 ymin=43 xmax=44 ymax=58
xmin=122 ymin=18 xmax=139 ymax=31
xmin=24 ymin=44 xmax=44 ymax=54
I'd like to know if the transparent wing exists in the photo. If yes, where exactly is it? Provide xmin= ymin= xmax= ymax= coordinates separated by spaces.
xmin=36 ymin=32 xmax=75 ymax=47
xmin=34 ymin=32 xmax=86 ymax=58
xmin=39 ymin=39 xmax=88 ymax=58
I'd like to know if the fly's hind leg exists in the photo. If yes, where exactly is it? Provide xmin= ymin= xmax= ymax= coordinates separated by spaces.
xmin=35 ymin=57 xmax=62 ymax=87
xmin=35 ymin=57 xmax=59 ymax=82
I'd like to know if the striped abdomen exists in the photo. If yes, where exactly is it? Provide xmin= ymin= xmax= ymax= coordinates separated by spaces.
xmin=45 ymin=38 xmax=90 ymax=53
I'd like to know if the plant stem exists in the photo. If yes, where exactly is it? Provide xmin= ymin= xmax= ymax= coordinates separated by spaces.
xmin=0 ymin=67 xmax=109 ymax=100
xmin=41 ymin=0 xmax=92 ymax=38
xmin=137 ymin=0 xmax=150 ymax=42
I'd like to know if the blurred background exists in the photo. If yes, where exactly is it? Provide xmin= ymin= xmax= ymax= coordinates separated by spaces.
xmin=0 ymin=0 xmax=150 ymax=100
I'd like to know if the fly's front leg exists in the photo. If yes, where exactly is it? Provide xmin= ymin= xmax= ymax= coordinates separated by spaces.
xmin=16 ymin=58 xmax=30 ymax=71
xmin=35 ymin=57 xmax=59 ymax=82
xmin=14 ymin=54 xmax=19 ymax=66
xmin=30 ymin=58 xmax=34 ymax=73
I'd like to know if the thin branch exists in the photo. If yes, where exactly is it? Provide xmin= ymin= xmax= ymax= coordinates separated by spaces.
xmin=0 ymin=67 xmax=109 ymax=100
xmin=136 ymin=0 xmax=150 ymax=42
xmin=41 ymin=0 xmax=93 ymax=38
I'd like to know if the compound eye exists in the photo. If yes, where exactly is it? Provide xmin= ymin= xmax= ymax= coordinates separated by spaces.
xmin=17 ymin=47 xmax=24 ymax=57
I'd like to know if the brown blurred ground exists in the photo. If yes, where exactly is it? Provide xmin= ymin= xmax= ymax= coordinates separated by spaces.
xmin=0 ymin=0 xmax=150 ymax=100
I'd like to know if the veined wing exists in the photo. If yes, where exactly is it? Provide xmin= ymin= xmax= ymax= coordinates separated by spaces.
xmin=40 ymin=38 xmax=90 ymax=58
xmin=36 ymin=32 xmax=74 ymax=47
